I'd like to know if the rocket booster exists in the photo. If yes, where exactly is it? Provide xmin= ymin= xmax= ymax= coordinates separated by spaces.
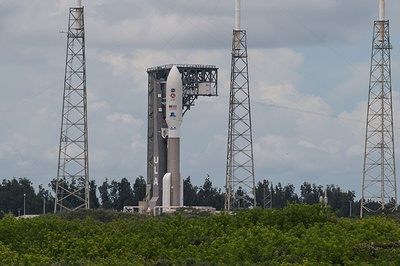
xmin=163 ymin=65 xmax=183 ymax=207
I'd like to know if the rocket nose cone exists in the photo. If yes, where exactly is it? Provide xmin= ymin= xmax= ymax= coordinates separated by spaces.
xmin=166 ymin=65 xmax=182 ymax=89
xmin=169 ymin=65 xmax=180 ymax=78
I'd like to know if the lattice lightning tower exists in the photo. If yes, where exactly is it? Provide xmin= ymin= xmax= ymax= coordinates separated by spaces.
xmin=361 ymin=0 xmax=397 ymax=217
xmin=54 ymin=1 xmax=89 ymax=212
xmin=225 ymin=0 xmax=256 ymax=210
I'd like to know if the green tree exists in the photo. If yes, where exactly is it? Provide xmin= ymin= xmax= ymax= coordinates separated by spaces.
xmin=2 ymin=206 xmax=400 ymax=264
xmin=119 ymin=178 xmax=134 ymax=209
xmin=283 ymin=183 xmax=300 ymax=205
xmin=89 ymin=180 xmax=100 ymax=209
xmin=255 ymin=179 xmax=272 ymax=208
xmin=197 ymin=178 xmax=224 ymax=210
xmin=109 ymin=180 xmax=120 ymax=209
xmin=37 ymin=184 xmax=54 ymax=214
xmin=300 ymin=182 xmax=323 ymax=204
xmin=183 ymin=176 xmax=198 ymax=206
xmin=108 ymin=178 xmax=135 ymax=210
xmin=326 ymin=185 xmax=355 ymax=217
xmin=0 ymin=178 xmax=54 ymax=216
xmin=132 ymin=176 xmax=146 ymax=205
xmin=98 ymin=178 xmax=112 ymax=209
xmin=0 ymin=178 xmax=35 ymax=216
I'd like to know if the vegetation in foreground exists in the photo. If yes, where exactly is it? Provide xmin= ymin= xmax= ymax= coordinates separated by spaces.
xmin=0 ymin=204 xmax=400 ymax=265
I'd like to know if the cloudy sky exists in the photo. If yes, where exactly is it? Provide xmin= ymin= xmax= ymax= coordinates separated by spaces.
xmin=1 ymin=0 xmax=400 ymax=199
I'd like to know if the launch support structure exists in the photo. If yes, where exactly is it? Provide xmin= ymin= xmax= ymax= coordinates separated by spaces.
xmin=225 ymin=0 xmax=256 ymax=210
xmin=54 ymin=0 xmax=89 ymax=212
xmin=361 ymin=0 xmax=397 ymax=217
xmin=145 ymin=64 xmax=218 ymax=212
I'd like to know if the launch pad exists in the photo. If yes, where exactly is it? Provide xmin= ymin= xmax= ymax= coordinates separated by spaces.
xmin=145 ymin=64 xmax=218 ymax=211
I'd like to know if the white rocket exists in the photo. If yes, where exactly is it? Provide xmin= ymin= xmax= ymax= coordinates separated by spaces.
xmin=162 ymin=65 xmax=183 ymax=208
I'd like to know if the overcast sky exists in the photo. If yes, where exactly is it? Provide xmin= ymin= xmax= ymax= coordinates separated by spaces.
xmin=1 ymin=0 xmax=400 ymax=200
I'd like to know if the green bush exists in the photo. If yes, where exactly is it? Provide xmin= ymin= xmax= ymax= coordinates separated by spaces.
xmin=0 ymin=206 xmax=399 ymax=265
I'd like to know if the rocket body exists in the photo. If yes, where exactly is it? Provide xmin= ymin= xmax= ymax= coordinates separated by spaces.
xmin=167 ymin=138 xmax=181 ymax=206
xmin=164 ymin=65 xmax=183 ymax=207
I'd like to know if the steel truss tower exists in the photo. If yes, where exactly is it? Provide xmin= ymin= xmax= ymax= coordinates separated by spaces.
xmin=361 ymin=18 xmax=397 ymax=217
xmin=146 ymin=64 xmax=218 ymax=209
xmin=225 ymin=0 xmax=256 ymax=210
xmin=54 ymin=4 xmax=89 ymax=212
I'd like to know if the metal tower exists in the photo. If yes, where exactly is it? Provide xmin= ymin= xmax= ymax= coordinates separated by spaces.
xmin=361 ymin=1 xmax=397 ymax=217
xmin=225 ymin=0 xmax=256 ymax=210
xmin=54 ymin=2 xmax=89 ymax=212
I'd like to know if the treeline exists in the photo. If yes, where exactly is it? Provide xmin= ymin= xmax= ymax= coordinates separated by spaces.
xmin=1 ymin=176 xmax=361 ymax=218
xmin=185 ymin=178 xmax=358 ymax=216
xmin=0 ymin=177 xmax=148 ymax=218
xmin=0 ymin=178 xmax=53 ymax=218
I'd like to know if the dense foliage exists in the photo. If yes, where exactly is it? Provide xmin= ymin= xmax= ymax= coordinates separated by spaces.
xmin=0 ymin=204 xmax=400 ymax=265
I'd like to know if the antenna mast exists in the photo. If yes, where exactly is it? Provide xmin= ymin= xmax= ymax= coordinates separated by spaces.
xmin=361 ymin=0 xmax=397 ymax=217
xmin=54 ymin=0 xmax=90 ymax=212
xmin=225 ymin=0 xmax=256 ymax=210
